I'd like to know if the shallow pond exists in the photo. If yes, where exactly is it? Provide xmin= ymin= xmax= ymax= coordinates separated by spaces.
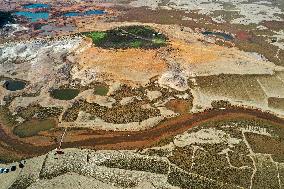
xmin=0 ymin=11 xmax=15 ymax=27
xmin=64 ymin=9 xmax=106 ymax=17
xmin=14 ymin=11 xmax=49 ymax=22
xmin=94 ymin=85 xmax=109 ymax=96
xmin=51 ymin=88 xmax=80 ymax=100
xmin=23 ymin=3 xmax=50 ymax=9
xmin=4 ymin=80 xmax=26 ymax=91
xmin=202 ymin=31 xmax=233 ymax=41
xmin=64 ymin=12 xmax=80 ymax=17
xmin=84 ymin=10 xmax=106 ymax=15
xmin=13 ymin=118 xmax=57 ymax=137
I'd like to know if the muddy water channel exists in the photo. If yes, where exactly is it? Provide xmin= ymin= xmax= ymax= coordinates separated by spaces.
xmin=0 ymin=107 xmax=283 ymax=162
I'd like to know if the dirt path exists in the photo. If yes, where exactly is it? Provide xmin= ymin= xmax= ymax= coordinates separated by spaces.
xmin=0 ymin=107 xmax=283 ymax=162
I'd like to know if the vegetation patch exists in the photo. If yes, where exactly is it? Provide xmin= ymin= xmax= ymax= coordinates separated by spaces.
xmin=167 ymin=167 xmax=234 ymax=189
xmin=228 ymin=141 xmax=253 ymax=168
xmin=193 ymin=74 xmax=266 ymax=102
xmin=211 ymin=100 xmax=231 ymax=109
xmin=268 ymin=97 xmax=284 ymax=111
xmin=84 ymin=25 xmax=168 ymax=49
xmin=17 ymin=104 xmax=63 ymax=121
xmin=63 ymin=99 xmax=160 ymax=123
xmin=13 ymin=118 xmax=57 ymax=137
xmin=110 ymin=85 xmax=146 ymax=101
xmin=192 ymin=149 xmax=252 ymax=188
xmin=169 ymin=146 xmax=193 ymax=171
xmin=235 ymin=35 xmax=284 ymax=66
xmin=252 ymin=155 xmax=280 ymax=188
xmin=0 ymin=106 xmax=17 ymax=127
xmin=100 ymin=156 xmax=169 ymax=174
xmin=245 ymin=133 xmax=284 ymax=162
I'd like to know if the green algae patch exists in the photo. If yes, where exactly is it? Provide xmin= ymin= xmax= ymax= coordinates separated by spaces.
xmin=84 ymin=25 xmax=168 ymax=49
xmin=94 ymin=85 xmax=109 ymax=96
xmin=13 ymin=118 xmax=57 ymax=137
xmin=51 ymin=88 xmax=80 ymax=100
xmin=87 ymin=31 xmax=107 ymax=43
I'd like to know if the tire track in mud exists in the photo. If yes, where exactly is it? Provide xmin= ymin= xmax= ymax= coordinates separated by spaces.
xmin=0 ymin=107 xmax=283 ymax=161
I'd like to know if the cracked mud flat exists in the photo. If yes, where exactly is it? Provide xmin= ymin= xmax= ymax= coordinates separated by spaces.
xmin=0 ymin=0 xmax=284 ymax=188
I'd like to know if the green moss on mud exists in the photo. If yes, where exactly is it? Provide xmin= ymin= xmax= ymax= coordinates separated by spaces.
xmin=84 ymin=25 xmax=168 ymax=49
xmin=13 ymin=118 xmax=57 ymax=137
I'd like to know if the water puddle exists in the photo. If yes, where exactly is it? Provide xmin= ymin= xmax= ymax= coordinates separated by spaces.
xmin=94 ymin=85 xmax=109 ymax=96
xmin=4 ymin=80 xmax=26 ymax=91
xmin=64 ymin=12 xmax=80 ymax=17
xmin=23 ymin=3 xmax=50 ymax=9
xmin=202 ymin=31 xmax=233 ymax=41
xmin=14 ymin=11 xmax=49 ymax=22
xmin=51 ymin=88 xmax=80 ymax=100
xmin=84 ymin=10 xmax=106 ymax=15
xmin=63 ymin=9 xmax=106 ymax=17
xmin=13 ymin=118 xmax=57 ymax=137
xmin=0 ymin=11 xmax=15 ymax=27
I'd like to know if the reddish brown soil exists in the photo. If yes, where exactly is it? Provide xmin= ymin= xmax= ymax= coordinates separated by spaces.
xmin=235 ymin=31 xmax=252 ymax=41
xmin=165 ymin=99 xmax=192 ymax=114
xmin=114 ymin=6 xmax=213 ymax=29
xmin=0 ymin=107 xmax=283 ymax=162
xmin=262 ymin=20 xmax=284 ymax=31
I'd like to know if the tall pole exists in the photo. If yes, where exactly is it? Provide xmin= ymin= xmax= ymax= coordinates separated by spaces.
xmin=58 ymin=127 xmax=67 ymax=150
